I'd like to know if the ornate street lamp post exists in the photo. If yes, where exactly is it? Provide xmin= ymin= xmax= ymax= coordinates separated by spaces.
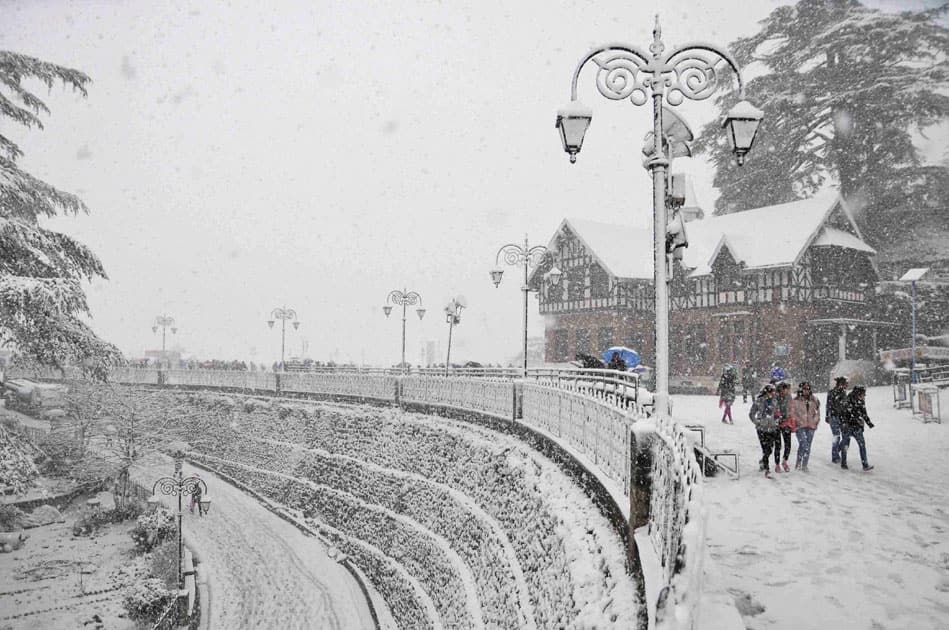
xmin=444 ymin=297 xmax=467 ymax=376
xmin=383 ymin=289 xmax=426 ymax=372
xmin=152 ymin=315 xmax=177 ymax=369
xmin=150 ymin=450 xmax=210 ymax=622
xmin=267 ymin=307 xmax=300 ymax=371
xmin=556 ymin=16 xmax=762 ymax=421
xmin=491 ymin=236 xmax=562 ymax=376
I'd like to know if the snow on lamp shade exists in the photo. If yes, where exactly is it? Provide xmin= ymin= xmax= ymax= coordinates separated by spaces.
xmin=546 ymin=266 xmax=562 ymax=286
xmin=723 ymin=100 xmax=763 ymax=165
xmin=382 ymin=305 xmax=393 ymax=317
xmin=490 ymin=268 xmax=504 ymax=287
xmin=556 ymin=101 xmax=593 ymax=163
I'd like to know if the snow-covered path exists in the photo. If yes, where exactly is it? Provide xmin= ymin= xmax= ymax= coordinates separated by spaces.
xmin=673 ymin=386 xmax=949 ymax=630
xmin=132 ymin=456 xmax=377 ymax=630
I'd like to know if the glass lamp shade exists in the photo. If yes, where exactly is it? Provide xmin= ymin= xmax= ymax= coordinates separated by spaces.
xmin=723 ymin=100 xmax=763 ymax=165
xmin=490 ymin=268 xmax=504 ymax=287
xmin=416 ymin=308 xmax=426 ymax=320
xmin=152 ymin=325 xmax=158 ymax=333
xmin=383 ymin=305 xmax=393 ymax=317
xmin=199 ymin=497 xmax=211 ymax=514
xmin=555 ymin=101 xmax=593 ymax=163
xmin=267 ymin=320 xmax=275 ymax=328
xmin=292 ymin=321 xmax=300 ymax=330
xmin=171 ymin=328 xmax=177 ymax=334
xmin=445 ymin=312 xmax=454 ymax=324
xmin=546 ymin=266 xmax=563 ymax=286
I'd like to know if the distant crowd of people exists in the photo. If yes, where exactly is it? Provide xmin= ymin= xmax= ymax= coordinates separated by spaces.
xmin=717 ymin=367 xmax=875 ymax=476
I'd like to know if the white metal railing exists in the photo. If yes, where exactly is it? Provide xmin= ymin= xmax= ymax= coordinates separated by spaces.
xmin=400 ymin=375 xmax=516 ymax=419
xmin=280 ymin=371 xmax=399 ymax=401
xmin=520 ymin=382 xmax=635 ymax=493
xmin=25 ymin=364 xmax=704 ymax=629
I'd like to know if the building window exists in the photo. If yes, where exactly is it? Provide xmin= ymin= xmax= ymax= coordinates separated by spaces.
xmin=554 ymin=329 xmax=569 ymax=361
xmin=597 ymin=327 xmax=614 ymax=353
xmin=684 ymin=324 xmax=708 ymax=365
xmin=576 ymin=328 xmax=591 ymax=355
xmin=720 ymin=318 xmax=747 ymax=365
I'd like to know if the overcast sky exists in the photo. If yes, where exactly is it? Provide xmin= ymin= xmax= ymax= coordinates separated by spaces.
xmin=2 ymin=0 xmax=944 ymax=366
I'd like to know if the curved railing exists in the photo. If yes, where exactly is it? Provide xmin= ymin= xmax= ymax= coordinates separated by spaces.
xmin=8 ymin=364 xmax=706 ymax=630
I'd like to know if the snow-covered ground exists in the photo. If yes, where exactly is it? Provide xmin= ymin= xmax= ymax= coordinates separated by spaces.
xmin=672 ymin=386 xmax=949 ymax=630
xmin=132 ymin=455 xmax=377 ymax=630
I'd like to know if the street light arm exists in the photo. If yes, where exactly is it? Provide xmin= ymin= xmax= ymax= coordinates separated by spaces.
xmin=494 ymin=243 xmax=525 ymax=266
xmin=662 ymin=42 xmax=745 ymax=103
xmin=570 ymin=44 xmax=652 ymax=102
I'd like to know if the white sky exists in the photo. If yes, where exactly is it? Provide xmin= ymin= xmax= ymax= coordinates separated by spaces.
xmin=2 ymin=0 xmax=943 ymax=366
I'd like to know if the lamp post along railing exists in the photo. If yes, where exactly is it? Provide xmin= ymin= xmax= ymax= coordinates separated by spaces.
xmin=556 ymin=16 xmax=762 ymax=421
xmin=383 ymin=289 xmax=425 ymax=373
xmin=152 ymin=315 xmax=177 ymax=369
xmin=150 ymin=453 xmax=210 ymax=622
xmin=267 ymin=307 xmax=300 ymax=370
xmin=444 ymin=297 xmax=466 ymax=376
xmin=491 ymin=236 xmax=562 ymax=376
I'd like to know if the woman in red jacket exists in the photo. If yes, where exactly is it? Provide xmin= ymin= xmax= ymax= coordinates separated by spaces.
xmin=790 ymin=382 xmax=821 ymax=471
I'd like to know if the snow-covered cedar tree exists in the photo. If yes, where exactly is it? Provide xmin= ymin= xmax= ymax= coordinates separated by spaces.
xmin=696 ymin=1 xmax=949 ymax=272
xmin=0 ymin=51 xmax=123 ymax=379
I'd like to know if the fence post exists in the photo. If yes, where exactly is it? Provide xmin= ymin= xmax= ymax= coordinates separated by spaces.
xmin=628 ymin=428 xmax=652 ymax=630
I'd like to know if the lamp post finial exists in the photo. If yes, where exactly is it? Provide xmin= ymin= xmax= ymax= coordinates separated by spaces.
xmin=651 ymin=15 xmax=664 ymax=57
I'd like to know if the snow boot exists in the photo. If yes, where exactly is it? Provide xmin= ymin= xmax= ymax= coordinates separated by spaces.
xmin=840 ymin=463 xmax=849 ymax=470
xmin=783 ymin=461 xmax=790 ymax=473
xmin=862 ymin=465 xmax=874 ymax=472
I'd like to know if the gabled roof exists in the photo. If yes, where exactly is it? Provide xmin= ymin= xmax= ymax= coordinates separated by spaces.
xmin=547 ymin=217 xmax=655 ymax=280
xmin=536 ymin=191 xmax=875 ymax=282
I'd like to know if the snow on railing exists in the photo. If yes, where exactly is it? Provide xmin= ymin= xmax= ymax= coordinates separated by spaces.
xmin=30 ymin=364 xmax=706 ymax=630
xmin=400 ymin=374 xmax=516 ymax=419
xmin=649 ymin=415 xmax=707 ymax=630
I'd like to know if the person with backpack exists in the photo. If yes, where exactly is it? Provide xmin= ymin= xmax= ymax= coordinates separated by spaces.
xmin=840 ymin=385 xmax=875 ymax=471
xmin=773 ymin=382 xmax=794 ymax=472
xmin=750 ymin=383 xmax=779 ymax=476
xmin=826 ymin=376 xmax=849 ymax=463
xmin=790 ymin=381 xmax=821 ymax=471
xmin=716 ymin=365 xmax=738 ymax=424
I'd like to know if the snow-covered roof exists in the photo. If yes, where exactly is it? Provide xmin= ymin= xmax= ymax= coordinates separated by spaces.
xmin=811 ymin=226 xmax=876 ymax=254
xmin=542 ymin=192 xmax=872 ymax=281
xmin=554 ymin=217 xmax=655 ymax=280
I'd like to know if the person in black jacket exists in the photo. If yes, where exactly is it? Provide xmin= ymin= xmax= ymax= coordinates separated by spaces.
xmin=840 ymin=385 xmax=875 ymax=471
xmin=825 ymin=376 xmax=849 ymax=463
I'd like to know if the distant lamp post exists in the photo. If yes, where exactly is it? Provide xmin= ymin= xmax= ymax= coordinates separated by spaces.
xmin=383 ymin=289 xmax=426 ymax=372
xmin=150 ymin=449 xmax=210 ymax=622
xmin=444 ymin=297 xmax=467 ymax=375
xmin=491 ymin=236 xmax=562 ymax=376
xmin=267 ymin=307 xmax=300 ymax=370
xmin=556 ymin=16 xmax=761 ymax=421
xmin=899 ymin=268 xmax=930 ymax=383
xmin=152 ymin=315 xmax=177 ymax=369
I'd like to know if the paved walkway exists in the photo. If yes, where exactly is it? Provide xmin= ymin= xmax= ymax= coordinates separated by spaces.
xmin=673 ymin=387 xmax=949 ymax=630
xmin=133 ymin=455 xmax=377 ymax=630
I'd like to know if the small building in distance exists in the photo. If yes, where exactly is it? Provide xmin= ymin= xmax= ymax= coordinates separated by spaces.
xmin=532 ymin=191 xmax=900 ymax=391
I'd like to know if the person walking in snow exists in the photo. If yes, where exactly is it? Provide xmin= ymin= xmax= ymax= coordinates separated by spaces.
xmin=741 ymin=362 xmax=757 ymax=403
xmin=716 ymin=365 xmax=738 ymax=424
xmin=750 ymin=384 xmax=779 ymax=476
xmin=840 ymin=385 xmax=875 ymax=471
xmin=825 ymin=376 xmax=849 ymax=464
xmin=773 ymin=382 xmax=794 ymax=472
xmin=790 ymin=381 xmax=821 ymax=471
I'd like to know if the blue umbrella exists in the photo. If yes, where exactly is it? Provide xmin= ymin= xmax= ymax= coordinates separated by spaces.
xmin=602 ymin=346 xmax=640 ymax=368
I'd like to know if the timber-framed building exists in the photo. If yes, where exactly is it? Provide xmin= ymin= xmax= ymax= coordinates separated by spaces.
xmin=532 ymin=192 xmax=900 ymax=391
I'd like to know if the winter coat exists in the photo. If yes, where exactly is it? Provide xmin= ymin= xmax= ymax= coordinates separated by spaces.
xmin=749 ymin=395 xmax=779 ymax=432
xmin=826 ymin=386 xmax=849 ymax=421
xmin=742 ymin=369 xmax=757 ymax=391
xmin=842 ymin=394 xmax=873 ymax=430
xmin=790 ymin=395 xmax=821 ymax=430
xmin=717 ymin=374 xmax=737 ymax=403
xmin=775 ymin=393 xmax=793 ymax=429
